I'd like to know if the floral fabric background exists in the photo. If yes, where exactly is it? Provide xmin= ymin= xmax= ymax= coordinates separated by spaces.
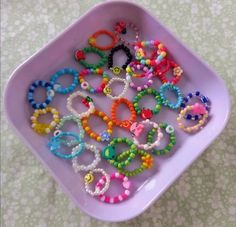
xmin=1 ymin=0 xmax=236 ymax=226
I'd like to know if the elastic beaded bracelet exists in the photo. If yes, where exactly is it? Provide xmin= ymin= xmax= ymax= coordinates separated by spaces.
xmin=133 ymin=88 xmax=162 ymax=119
xmin=27 ymin=80 xmax=54 ymax=109
xmin=131 ymin=119 xmax=163 ymax=150
xmin=84 ymin=168 xmax=110 ymax=196
xmin=134 ymin=40 xmax=167 ymax=67
xmin=159 ymin=82 xmax=183 ymax=109
xmin=48 ymin=131 xmax=85 ymax=159
xmin=111 ymin=98 xmax=137 ymax=130
xmin=147 ymin=123 xmax=176 ymax=155
xmin=177 ymin=103 xmax=209 ymax=133
xmin=154 ymin=58 xmax=183 ymax=85
xmin=74 ymin=47 xmax=107 ymax=69
xmin=103 ymin=77 xmax=129 ymax=100
xmin=78 ymin=68 xmax=109 ymax=94
xmin=108 ymin=44 xmax=132 ymax=76
xmin=180 ymin=91 xmax=210 ymax=120
xmin=114 ymin=21 xmax=139 ymax=46
xmin=88 ymin=30 xmax=118 ymax=51
xmin=101 ymin=138 xmax=138 ymax=168
xmin=31 ymin=107 xmax=60 ymax=135
xmin=50 ymin=68 xmax=78 ymax=94
xmin=67 ymin=91 xmax=95 ymax=119
xmin=72 ymin=143 xmax=101 ymax=172
xmin=96 ymin=172 xmax=131 ymax=203
xmin=116 ymin=150 xmax=154 ymax=177
xmin=81 ymin=109 xmax=113 ymax=142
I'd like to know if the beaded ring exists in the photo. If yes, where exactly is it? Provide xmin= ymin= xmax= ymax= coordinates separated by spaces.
xmin=114 ymin=21 xmax=139 ymax=46
xmin=48 ymin=131 xmax=85 ymax=159
xmin=81 ymin=109 xmax=113 ymax=142
xmin=147 ymin=123 xmax=176 ymax=155
xmin=133 ymin=88 xmax=162 ymax=119
xmin=154 ymin=58 xmax=183 ymax=85
xmin=67 ymin=91 xmax=95 ymax=119
xmin=108 ymin=44 xmax=132 ymax=76
xmin=134 ymin=40 xmax=167 ymax=67
xmin=72 ymin=143 xmax=101 ymax=172
xmin=180 ymin=91 xmax=210 ymax=120
xmin=177 ymin=103 xmax=209 ymax=133
xmin=111 ymin=98 xmax=137 ymax=130
xmin=50 ymin=68 xmax=78 ymax=94
xmin=131 ymin=119 xmax=163 ymax=150
xmin=96 ymin=172 xmax=131 ymax=203
xmin=78 ymin=68 xmax=109 ymax=94
xmin=84 ymin=168 xmax=110 ymax=196
xmin=116 ymin=150 xmax=154 ymax=177
xmin=27 ymin=80 xmax=54 ymax=109
xmin=103 ymin=77 xmax=129 ymax=100
xmin=159 ymin=82 xmax=183 ymax=109
xmin=31 ymin=107 xmax=60 ymax=135
xmin=88 ymin=29 xmax=118 ymax=51
xmin=101 ymin=138 xmax=137 ymax=168
xmin=74 ymin=47 xmax=107 ymax=69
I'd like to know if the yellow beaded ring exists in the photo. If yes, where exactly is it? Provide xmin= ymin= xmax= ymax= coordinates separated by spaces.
xmin=31 ymin=106 xmax=60 ymax=135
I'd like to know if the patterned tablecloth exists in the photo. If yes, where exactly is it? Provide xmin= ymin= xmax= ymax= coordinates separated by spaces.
xmin=1 ymin=0 xmax=236 ymax=226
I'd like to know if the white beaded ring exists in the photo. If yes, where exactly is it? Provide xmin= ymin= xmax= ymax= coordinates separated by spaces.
xmin=66 ymin=91 xmax=95 ymax=119
xmin=72 ymin=143 xmax=101 ymax=172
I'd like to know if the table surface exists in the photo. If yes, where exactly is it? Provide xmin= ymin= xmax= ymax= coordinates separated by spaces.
xmin=1 ymin=0 xmax=236 ymax=226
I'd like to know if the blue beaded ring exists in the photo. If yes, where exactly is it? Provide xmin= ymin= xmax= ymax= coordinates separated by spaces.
xmin=159 ymin=83 xmax=182 ymax=109
xmin=48 ymin=131 xmax=85 ymax=159
xmin=50 ymin=68 xmax=78 ymax=94
xmin=27 ymin=80 xmax=55 ymax=109
xmin=180 ymin=91 xmax=210 ymax=120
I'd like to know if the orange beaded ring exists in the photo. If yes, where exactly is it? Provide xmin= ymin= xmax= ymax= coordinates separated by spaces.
xmin=111 ymin=98 xmax=137 ymax=130
xmin=88 ymin=30 xmax=118 ymax=51
xmin=82 ymin=109 xmax=113 ymax=142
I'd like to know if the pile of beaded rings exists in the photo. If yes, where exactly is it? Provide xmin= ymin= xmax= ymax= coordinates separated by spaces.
xmin=154 ymin=58 xmax=183 ymax=85
xmin=50 ymin=68 xmax=78 ymax=94
xmin=31 ymin=106 xmax=60 ymax=135
xmin=133 ymin=88 xmax=162 ymax=119
xmin=130 ymin=119 xmax=163 ymax=150
xmin=96 ymin=172 xmax=132 ymax=203
xmin=48 ymin=131 xmax=85 ymax=159
xmin=177 ymin=103 xmax=209 ymax=133
xmin=84 ymin=168 xmax=110 ymax=196
xmin=78 ymin=68 xmax=109 ymax=94
xmin=147 ymin=123 xmax=176 ymax=155
xmin=74 ymin=47 xmax=107 ymax=69
xmin=101 ymin=138 xmax=138 ymax=169
xmin=180 ymin=91 xmax=210 ymax=121
xmin=27 ymin=80 xmax=54 ymax=109
xmin=134 ymin=40 xmax=167 ymax=67
xmin=108 ymin=44 xmax=132 ymax=76
xmin=116 ymin=150 xmax=154 ymax=177
xmin=88 ymin=29 xmax=118 ymax=51
xmin=72 ymin=143 xmax=101 ymax=172
xmin=81 ymin=109 xmax=113 ymax=142
xmin=114 ymin=21 xmax=139 ymax=46
xmin=159 ymin=82 xmax=183 ymax=109
xmin=111 ymin=98 xmax=137 ymax=130
xmin=126 ymin=61 xmax=154 ymax=91
xmin=67 ymin=91 xmax=95 ymax=119
xmin=103 ymin=77 xmax=129 ymax=100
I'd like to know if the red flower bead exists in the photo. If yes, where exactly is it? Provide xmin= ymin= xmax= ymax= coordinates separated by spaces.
xmin=75 ymin=50 xmax=85 ymax=61
xmin=141 ymin=108 xmax=153 ymax=119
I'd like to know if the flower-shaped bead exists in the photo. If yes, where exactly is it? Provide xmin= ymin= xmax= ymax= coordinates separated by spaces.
xmin=141 ymin=154 xmax=153 ymax=169
xmin=173 ymin=66 xmax=183 ymax=76
xmin=166 ymin=125 xmax=175 ymax=134
xmin=100 ymin=131 xmax=111 ymax=142
xmin=75 ymin=50 xmax=85 ymax=60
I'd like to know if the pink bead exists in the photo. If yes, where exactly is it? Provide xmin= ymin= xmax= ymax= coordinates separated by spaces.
xmin=192 ymin=103 xmax=207 ymax=114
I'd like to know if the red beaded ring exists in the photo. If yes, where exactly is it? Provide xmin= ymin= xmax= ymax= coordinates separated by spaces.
xmin=111 ymin=98 xmax=137 ymax=130
xmin=88 ymin=30 xmax=118 ymax=51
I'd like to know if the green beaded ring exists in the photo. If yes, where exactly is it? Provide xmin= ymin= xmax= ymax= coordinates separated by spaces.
xmin=101 ymin=137 xmax=137 ymax=168
xmin=74 ymin=47 xmax=107 ymax=69
xmin=133 ymin=88 xmax=162 ymax=119
xmin=116 ymin=150 xmax=154 ymax=177
xmin=147 ymin=122 xmax=176 ymax=155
